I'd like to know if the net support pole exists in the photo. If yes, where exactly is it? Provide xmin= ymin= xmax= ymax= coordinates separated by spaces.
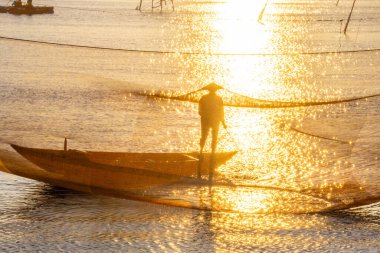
xmin=138 ymin=0 xmax=142 ymax=11
xmin=344 ymin=0 xmax=357 ymax=35
xmin=197 ymin=154 xmax=203 ymax=179
xmin=258 ymin=0 xmax=269 ymax=23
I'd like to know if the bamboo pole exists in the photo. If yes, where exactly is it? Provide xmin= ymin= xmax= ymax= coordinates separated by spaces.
xmin=138 ymin=0 xmax=142 ymax=10
xmin=258 ymin=0 xmax=269 ymax=23
xmin=336 ymin=0 xmax=340 ymax=6
xmin=140 ymin=0 xmax=174 ymax=12
xmin=343 ymin=0 xmax=357 ymax=35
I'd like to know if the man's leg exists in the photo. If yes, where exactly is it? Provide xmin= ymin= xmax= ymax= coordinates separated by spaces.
xmin=211 ymin=123 xmax=220 ymax=154
xmin=209 ymin=124 xmax=220 ymax=184
xmin=198 ymin=118 xmax=210 ymax=179
xmin=200 ymin=118 xmax=210 ymax=153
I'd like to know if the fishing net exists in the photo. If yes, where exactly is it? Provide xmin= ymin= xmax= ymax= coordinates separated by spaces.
xmin=134 ymin=86 xmax=380 ymax=108
xmin=1 ymin=95 xmax=379 ymax=214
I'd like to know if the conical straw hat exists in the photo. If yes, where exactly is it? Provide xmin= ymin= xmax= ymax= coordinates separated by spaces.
xmin=201 ymin=83 xmax=223 ymax=91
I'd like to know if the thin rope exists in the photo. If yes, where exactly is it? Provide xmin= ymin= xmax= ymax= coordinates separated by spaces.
xmin=55 ymin=6 xmax=134 ymax=15
xmin=1 ymin=35 xmax=380 ymax=56
xmin=223 ymin=127 xmax=243 ymax=152
xmin=290 ymin=127 xmax=351 ymax=144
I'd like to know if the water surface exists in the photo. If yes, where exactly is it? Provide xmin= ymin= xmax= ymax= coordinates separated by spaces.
xmin=0 ymin=0 xmax=379 ymax=251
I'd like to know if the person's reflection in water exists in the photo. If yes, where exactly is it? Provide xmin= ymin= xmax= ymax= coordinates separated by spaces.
xmin=197 ymin=83 xmax=226 ymax=184
xmin=195 ymin=186 xmax=215 ymax=252
xmin=193 ymin=209 xmax=215 ymax=251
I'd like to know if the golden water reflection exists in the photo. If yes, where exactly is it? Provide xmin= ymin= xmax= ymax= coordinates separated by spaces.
xmin=2 ymin=181 xmax=377 ymax=252
xmin=147 ymin=0 xmax=380 ymax=213
xmin=171 ymin=0 xmax=324 ymax=100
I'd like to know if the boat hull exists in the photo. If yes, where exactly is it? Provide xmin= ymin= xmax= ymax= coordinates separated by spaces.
xmin=7 ymin=144 xmax=236 ymax=191
xmin=0 ymin=6 xmax=54 ymax=15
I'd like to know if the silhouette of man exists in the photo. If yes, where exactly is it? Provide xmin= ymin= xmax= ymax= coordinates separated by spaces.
xmin=199 ymin=83 xmax=226 ymax=155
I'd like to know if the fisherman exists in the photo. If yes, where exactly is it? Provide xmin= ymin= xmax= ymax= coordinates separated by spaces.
xmin=26 ymin=0 xmax=33 ymax=7
xmin=198 ymin=82 xmax=226 ymax=182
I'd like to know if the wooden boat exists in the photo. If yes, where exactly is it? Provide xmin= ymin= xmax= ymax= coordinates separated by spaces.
xmin=2 ymin=145 xmax=379 ymax=213
xmin=7 ymin=144 xmax=236 ymax=191
xmin=0 ymin=5 xmax=54 ymax=15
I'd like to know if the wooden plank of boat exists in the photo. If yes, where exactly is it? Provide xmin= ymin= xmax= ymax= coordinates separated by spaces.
xmin=9 ymin=144 xmax=237 ymax=190
xmin=0 ymin=5 xmax=54 ymax=15
xmin=84 ymin=150 xmax=236 ymax=176
xmin=0 ymin=6 xmax=9 ymax=13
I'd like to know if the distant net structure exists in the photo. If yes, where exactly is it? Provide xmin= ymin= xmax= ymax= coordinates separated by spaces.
xmin=136 ymin=0 xmax=174 ymax=11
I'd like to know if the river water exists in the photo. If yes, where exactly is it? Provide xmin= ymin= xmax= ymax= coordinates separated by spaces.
xmin=0 ymin=0 xmax=379 ymax=251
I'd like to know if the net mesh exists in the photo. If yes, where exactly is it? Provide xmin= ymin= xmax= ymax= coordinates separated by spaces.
xmin=134 ymin=86 xmax=380 ymax=108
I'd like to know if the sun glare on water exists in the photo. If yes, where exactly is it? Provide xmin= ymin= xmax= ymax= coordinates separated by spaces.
xmin=212 ymin=0 xmax=271 ymax=54
xmin=175 ymin=0 xmax=351 ymax=213
xmin=199 ymin=0 xmax=280 ymax=97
